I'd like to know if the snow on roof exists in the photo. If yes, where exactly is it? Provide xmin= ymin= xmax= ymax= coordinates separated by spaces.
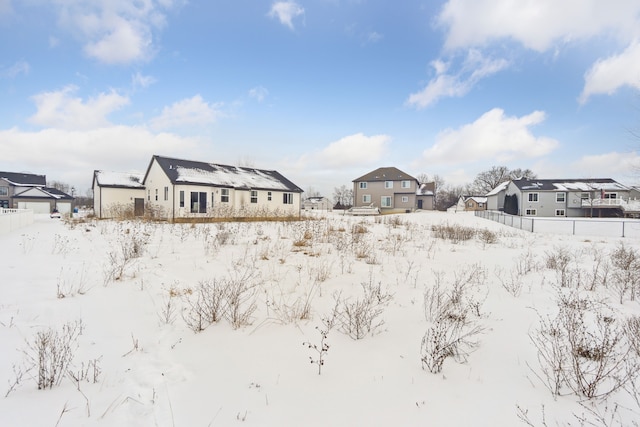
xmin=95 ymin=171 xmax=144 ymax=188
xmin=467 ymin=196 xmax=488 ymax=203
xmin=174 ymin=166 xmax=290 ymax=191
xmin=486 ymin=181 xmax=509 ymax=196
xmin=552 ymin=181 xmax=628 ymax=192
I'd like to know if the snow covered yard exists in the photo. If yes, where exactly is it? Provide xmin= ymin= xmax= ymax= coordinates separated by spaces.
xmin=1 ymin=211 xmax=639 ymax=426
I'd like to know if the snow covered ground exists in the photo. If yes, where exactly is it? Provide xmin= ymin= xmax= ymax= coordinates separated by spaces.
xmin=1 ymin=211 xmax=639 ymax=426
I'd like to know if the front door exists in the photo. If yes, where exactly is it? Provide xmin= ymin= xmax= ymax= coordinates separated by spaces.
xmin=134 ymin=198 xmax=144 ymax=216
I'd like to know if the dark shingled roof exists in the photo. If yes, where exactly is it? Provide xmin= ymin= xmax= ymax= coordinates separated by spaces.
xmin=0 ymin=171 xmax=46 ymax=186
xmin=353 ymin=167 xmax=416 ymax=182
xmin=146 ymin=155 xmax=303 ymax=193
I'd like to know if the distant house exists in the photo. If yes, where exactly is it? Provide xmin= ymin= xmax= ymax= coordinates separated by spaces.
xmin=302 ymin=196 xmax=332 ymax=211
xmin=352 ymin=167 xmax=434 ymax=213
xmin=140 ymin=155 xmax=303 ymax=221
xmin=453 ymin=195 xmax=487 ymax=212
xmin=504 ymin=178 xmax=640 ymax=217
xmin=0 ymin=171 xmax=73 ymax=214
xmin=92 ymin=171 xmax=145 ymax=218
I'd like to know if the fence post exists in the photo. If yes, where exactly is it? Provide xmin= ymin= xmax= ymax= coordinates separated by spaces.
xmin=573 ymin=220 xmax=575 ymax=235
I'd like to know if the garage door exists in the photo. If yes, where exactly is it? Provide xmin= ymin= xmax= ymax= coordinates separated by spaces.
xmin=18 ymin=202 xmax=51 ymax=214
xmin=56 ymin=202 xmax=71 ymax=214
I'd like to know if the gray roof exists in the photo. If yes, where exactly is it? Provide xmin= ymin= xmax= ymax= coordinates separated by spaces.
xmin=0 ymin=171 xmax=46 ymax=186
xmin=93 ymin=170 xmax=145 ymax=189
xmin=146 ymin=155 xmax=303 ymax=193
xmin=511 ymin=178 xmax=628 ymax=192
xmin=353 ymin=167 xmax=416 ymax=182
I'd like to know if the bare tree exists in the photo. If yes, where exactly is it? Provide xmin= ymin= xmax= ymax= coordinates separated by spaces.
xmin=471 ymin=166 xmax=537 ymax=194
xmin=415 ymin=173 xmax=430 ymax=184
xmin=304 ymin=187 xmax=321 ymax=198
xmin=332 ymin=185 xmax=353 ymax=208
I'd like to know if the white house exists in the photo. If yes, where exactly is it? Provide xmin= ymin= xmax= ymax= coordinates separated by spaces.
xmin=92 ymin=170 xmax=145 ymax=218
xmin=302 ymin=196 xmax=332 ymax=211
xmin=141 ymin=155 xmax=303 ymax=221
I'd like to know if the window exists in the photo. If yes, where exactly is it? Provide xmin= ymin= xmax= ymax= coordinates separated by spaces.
xmin=283 ymin=193 xmax=293 ymax=204
xmin=0 ymin=186 xmax=8 ymax=196
xmin=555 ymin=209 xmax=565 ymax=216
xmin=467 ymin=202 xmax=473 ymax=208
xmin=251 ymin=190 xmax=258 ymax=203
xmin=268 ymin=191 xmax=272 ymax=201
xmin=401 ymin=180 xmax=411 ymax=189
xmin=179 ymin=191 xmax=184 ymax=208
xmin=528 ymin=193 xmax=538 ymax=202
xmin=381 ymin=196 xmax=392 ymax=207
xmin=147 ymin=190 xmax=151 ymax=201
xmin=363 ymin=194 xmax=371 ymax=203
xmin=155 ymin=189 xmax=158 ymax=201
xmin=221 ymin=188 xmax=229 ymax=203
xmin=212 ymin=192 xmax=215 ymax=207
xmin=556 ymin=192 xmax=565 ymax=203
xmin=385 ymin=181 xmax=393 ymax=189
xmin=580 ymin=192 xmax=589 ymax=200
xmin=525 ymin=209 xmax=537 ymax=216
xmin=359 ymin=182 xmax=367 ymax=189
xmin=478 ymin=203 xmax=484 ymax=207
xmin=164 ymin=186 xmax=169 ymax=201
xmin=190 ymin=192 xmax=207 ymax=213
xmin=402 ymin=196 xmax=409 ymax=203
xmin=604 ymin=192 xmax=617 ymax=199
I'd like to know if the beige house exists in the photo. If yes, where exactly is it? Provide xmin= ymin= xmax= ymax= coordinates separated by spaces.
xmin=92 ymin=171 xmax=145 ymax=218
xmin=302 ymin=196 xmax=332 ymax=211
xmin=141 ymin=155 xmax=303 ymax=221
xmin=352 ymin=167 xmax=434 ymax=213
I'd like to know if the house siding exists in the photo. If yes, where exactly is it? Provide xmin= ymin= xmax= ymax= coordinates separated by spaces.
xmin=353 ymin=179 xmax=418 ymax=211
xmin=93 ymin=177 xmax=145 ymax=218
xmin=143 ymin=157 xmax=301 ymax=220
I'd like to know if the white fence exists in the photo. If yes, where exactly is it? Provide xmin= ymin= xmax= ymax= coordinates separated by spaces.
xmin=0 ymin=208 xmax=34 ymax=234
xmin=475 ymin=210 xmax=640 ymax=238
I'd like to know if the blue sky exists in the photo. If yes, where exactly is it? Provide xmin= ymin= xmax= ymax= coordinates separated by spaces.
xmin=1 ymin=0 xmax=640 ymax=197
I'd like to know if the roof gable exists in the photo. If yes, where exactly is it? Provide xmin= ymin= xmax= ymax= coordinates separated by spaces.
xmin=353 ymin=167 xmax=416 ymax=182
xmin=147 ymin=155 xmax=303 ymax=192
xmin=12 ymin=187 xmax=73 ymax=200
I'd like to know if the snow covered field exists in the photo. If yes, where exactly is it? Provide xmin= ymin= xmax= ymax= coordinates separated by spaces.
xmin=1 ymin=211 xmax=639 ymax=426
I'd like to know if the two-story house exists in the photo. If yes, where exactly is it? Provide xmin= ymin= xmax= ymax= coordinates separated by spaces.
xmin=352 ymin=167 xmax=433 ymax=213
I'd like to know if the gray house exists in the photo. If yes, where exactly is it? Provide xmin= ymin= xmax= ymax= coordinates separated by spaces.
xmin=0 ymin=171 xmax=73 ymax=214
xmin=352 ymin=167 xmax=434 ymax=213
xmin=504 ymin=178 xmax=640 ymax=218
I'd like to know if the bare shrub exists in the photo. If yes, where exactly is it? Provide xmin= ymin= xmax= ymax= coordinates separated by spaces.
xmin=585 ymin=244 xmax=609 ymax=292
xmin=515 ymin=249 xmax=539 ymax=276
xmin=56 ymin=264 xmax=91 ymax=298
xmin=420 ymin=313 xmax=484 ymax=374
xmin=337 ymin=280 xmax=393 ymax=340
xmin=477 ymin=229 xmax=498 ymax=245
xmin=25 ymin=320 xmax=84 ymax=390
xmin=495 ymin=266 xmax=525 ymax=297
xmin=303 ymin=318 xmax=332 ymax=375
xmin=544 ymin=246 xmax=574 ymax=288
xmin=529 ymin=290 xmax=637 ymax=399
xmin=431 ymin=223 xmax=476 ymax=243
xmin=266 ymin=283 xmax=316 ymax=324
xmin=609 ymin=242 xmax=640 ymax=303
xmin=158 ymin=296 xmax=177 ymax=325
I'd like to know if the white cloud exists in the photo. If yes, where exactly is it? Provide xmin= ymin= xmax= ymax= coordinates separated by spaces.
xmin=366 ymin=31 xmax=383 ymax=44
xmin=571 ymin=151 xmax=640 ymax=179
xmin=579 ymin=40 xmax=640 ymax=103
xmin=421 ymin=108 xmax=559 ymax=164
xmin=249 ymin=86 xmax=269 ymax=102
xmin=294 ymin=133 xmax=390 ymax=170
xmin=53 ymin=0 xmax=179 ymax=64
xmin=28 ymin=85 xmax=130 ymax=130
xmin=132 ymin=71 xmax=157 ymax=89
xmin=268 ymin=1 xmax=304 ymax=30
xmin=149 ymin=95 xmax=223 ymax=130
xmin=437 ymin=0 xmax=640 ymax=52
xmin=0 ymin=125 xmax=200 ymax=193
xmin=406 ymin=50 xmax=509 ymax=108
xmin=2 ymin=60 xmax=29 ymax=78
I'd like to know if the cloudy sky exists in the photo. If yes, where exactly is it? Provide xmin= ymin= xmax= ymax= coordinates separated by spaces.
xmin=1 ymin=0 xmax=640 ymax=196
